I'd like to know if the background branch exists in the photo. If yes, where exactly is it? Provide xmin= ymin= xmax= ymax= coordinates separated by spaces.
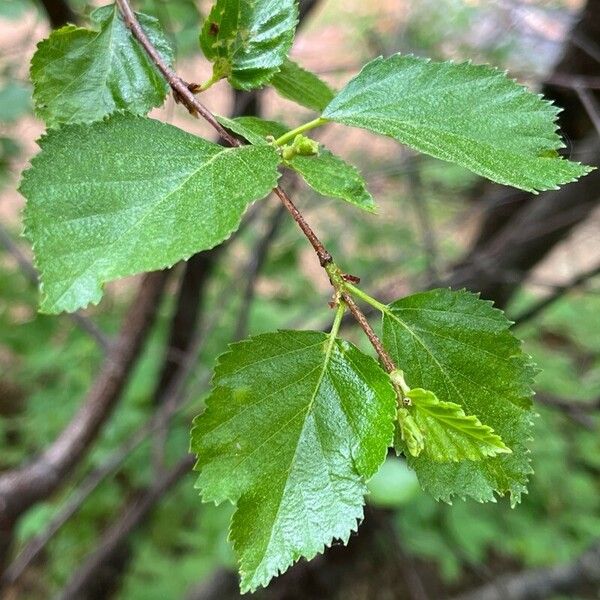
xmin=451 ymin=541 xmax=600 ymax=600
xmin=0 ymin=271 xmax=168 ymax=567
xmin=0 ymin=224 xmax=112 ymax=351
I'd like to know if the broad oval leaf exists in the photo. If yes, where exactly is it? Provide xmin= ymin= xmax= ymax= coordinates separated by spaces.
xmin=216 ymin=115 xmax=376 ymax=212
xmin=270 ymin=58 xmax=335 ymax=112
xmin=200 ymin=0 xmax=298 ymax=90
xmin=322 ymin=54 xmax=592 ymax=193
xmin=191 ymin=330 xmax=397 ymax=592
xmin=400 ymin=387 xmax=511 ymax=462
xmin=381 ymin=288 xmax=536 ymax=505
xmin=31 ymin=4 xmax=174 ymax=127
xmin=20 ymin=114 xmax=280 ymax=314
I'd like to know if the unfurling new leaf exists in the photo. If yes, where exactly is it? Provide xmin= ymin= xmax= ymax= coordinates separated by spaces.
xmin=31 ymin=4 xmax=174 ymax=127
xmin=381 ymin=288 xmax=536 ymax=505
xmin=322 ymin=54 xmax=593 ymax=192
xmin=200 ymin=0 xmax=298 ymax=90
xmin=191 ymin=330 xmax=397 ymax=592
xmin=399 ymin=388 xmax=511 ymax=462
xmin=20 ymin=114 xmax=280 ymax=314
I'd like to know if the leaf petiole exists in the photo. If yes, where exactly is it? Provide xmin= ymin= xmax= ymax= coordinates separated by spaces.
xmin=274 ymin=117 xmax=328 ymax=146
xmin=343 ymin=281 xmax=389 ymax=314
xmin=329 ymin=299 xmax=346 ymax=341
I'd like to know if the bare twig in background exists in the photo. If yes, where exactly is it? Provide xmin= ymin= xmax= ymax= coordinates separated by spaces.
xmin=151 ymin=251 xmax=219 ymax=474
xmin=451 ymin=540 xmax=600 ymax=600
xmin=514 ymin=262 xmax=600 ymax=325
xmin=406 ymin=159 xmax=440 ymax=285
xmin=2 ymin=261 xmax=254 ymax=587
xmin=575 ymin=85 xmax=600 ymax=135
xmin=234 ymin=203 xmax=287 ymax=340
xmin=546 ymin=73 xmax=600 ymax=90
xmin=0 ymin=272 xmax=168 ymax=559
xmin=55 ymin=455 xmax=195 ymax=600
xmin=36 ymin=0 xmax=76 ymax=28
xmin=0 ymin=224 xmax=112 ymax=352
xmin=448 ymin=136 xmax=600 ymax=308
xmin=535 ymin=393 xmax=599 ymax=429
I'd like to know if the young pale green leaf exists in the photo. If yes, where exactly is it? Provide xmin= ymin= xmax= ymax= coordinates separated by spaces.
xmin=402 ymin=387 xmax=511 ymax=462
xmin=289 ymin=150 xmax=376 ymax=212
xmin=381 ymin=288 xmax=536 ymax=505
xmin=200 ymin=0 xmax=298 ymax=90
xmin=191 ymin=330 xmax=397 ymax=592
xmin=216 ymin=116 xmax=376 ymax=212
xmin=322 ymin=54 xmax=593 ymax=193
xmin=216 ymin=115 xmax=287 ymax=146
xmin=31 ymin=4 xmax=173 ymax=127
xmin=397 ymin=407 xmax=425 ymax=458
xmin=20 ymin=114 xmax=280 ymax=314
xmin=270 ymin=58 xmax=335 ymax=112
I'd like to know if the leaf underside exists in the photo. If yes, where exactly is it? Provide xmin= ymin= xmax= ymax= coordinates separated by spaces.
xmin=404 ymin=387 xmax=512 ymax=462
xmin=191 ymin=330 xmax=396 ymax=592
xmin=200 ymin=0 xmax=298 ymax=90
xmin=270 ymin=58 xmax=335 ymax=112
xmin=31 ymin=4 xmax=173 ymax=127
xmin=216 ymin=115 xmax=376 ymax=212
xmin=20 ymin=114 xmax=280 ymax=314
xmin=382 ymin=288 xmax=536 ymax=505
xmin=323 ymin=54 xmax=593 ymax=192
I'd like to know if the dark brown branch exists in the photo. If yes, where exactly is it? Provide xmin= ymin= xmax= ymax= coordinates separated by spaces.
xmin=2 ymin=263 xmax=255 ymax=586
xmin=57 ymin=455 xmax=195 ymax=600
xmin=452 ymin=540 xmax=600 ymax=600
xmin=575 ymin=85 xmax=600 ymax=135
xmin=272 ymin=186 xmax=332 ymax=267
xmin=234 ymin=203 xmax=287 ymax=340
xmin=0 ymin=272 xmax=168 ymax=527
xmin=36 ymin=0 xmax=76 ymax=28
xmin=0 ymin=224 xmax=112 ymax=352
xmin=153 ymin=253 xmax=217 ymax=405
xmin=449 ymin=135 xmax=600 ymax=308
xmin=514 ymin=262 xmax=600 ymax=325
xmin=535 ymin=393 xmax=599 ymax=428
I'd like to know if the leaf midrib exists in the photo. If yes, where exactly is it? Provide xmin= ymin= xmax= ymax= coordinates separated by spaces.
xmin=253 ymin=334 xmax=340 ymax=575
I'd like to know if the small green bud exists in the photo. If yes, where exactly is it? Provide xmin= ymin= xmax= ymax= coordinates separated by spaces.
xmin=397 ymin=407 xmax=425 ymax=457
xmin=281 ymin=134 xmax=319 ymax=161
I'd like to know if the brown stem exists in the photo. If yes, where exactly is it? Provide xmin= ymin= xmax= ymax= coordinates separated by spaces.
xmin=114 ymin=0 xmax=240 ymax=147
xmin=272 ymin=187 xmax=332 ymax=267
xmin=342 ymin=293 xmax=396 ymax=373
xmin=115 ymin=0 xmax=392 ymax=370
xmin=0 ymin=272 xmax=168 ymax=525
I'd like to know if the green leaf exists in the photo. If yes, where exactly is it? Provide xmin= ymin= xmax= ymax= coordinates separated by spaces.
xmin=397 ymin=406 xmax=425 ymax=458
xmin=20 ymin=114 xmax=280 ymax=314
xmin=288 ymin=149 xmax=376 ymax=212
xmin=200 ymin=0 xmax=298 ymax=90
xmin=322 ymin=54 xmax=593 ymax=193
xmin=270 ymin=58 xmax=335 ymax=112
xmin=30 ymin=4 xmax=174 ymax=127
xmin=401 ymin=387 xmax=511 ymax=462
xmin=216 ymin=116 xmax=376 ymax=212
xmin=191 ymin=330 xmax=396 ymax=592
xmin=217 ymin=114 xmax=287 ymax=145
xmin=381 ymin=288 xmax=536 ymax=504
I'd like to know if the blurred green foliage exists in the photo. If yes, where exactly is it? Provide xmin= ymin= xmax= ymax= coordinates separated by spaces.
xmin=0 ymin=0 xmax=597 ymax=597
